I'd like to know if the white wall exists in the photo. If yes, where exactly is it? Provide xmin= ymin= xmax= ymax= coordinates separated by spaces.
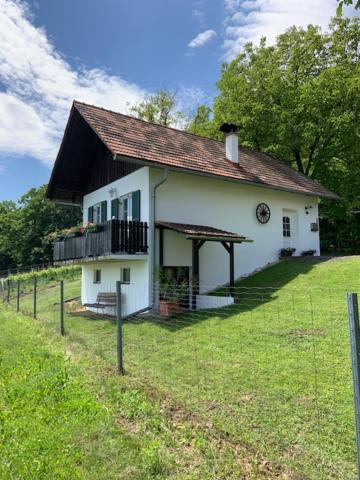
xmin=81 ymin=260 xmax=150 ymax=317
xmin=80 ymin=164 xmax=321 ymax=306
xmin=82 ymin=166 xmax=153 ymax=315
xmin=83 ymin=167 xmax=151 ymax=223
xmin=151 ymin=169 xmax=320 ymax=290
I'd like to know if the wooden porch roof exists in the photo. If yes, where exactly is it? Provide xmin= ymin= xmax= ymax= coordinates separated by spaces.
xmin=155 ymin=221 xmax=253 ymax=243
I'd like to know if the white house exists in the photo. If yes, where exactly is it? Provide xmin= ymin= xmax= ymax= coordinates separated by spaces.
xmin=46 ymin=101 xmax=338 ymax=316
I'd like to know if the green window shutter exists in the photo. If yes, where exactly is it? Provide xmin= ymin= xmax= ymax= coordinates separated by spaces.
xmin=101 ymin=201 xmax=107 ymax=222
xmin=132 ymin=190 xmax=141 ymax=221
xmin=88 ymin=206 xmax=93 ymax=223
xmin=111 ymin=198 xmax=119 ymax=219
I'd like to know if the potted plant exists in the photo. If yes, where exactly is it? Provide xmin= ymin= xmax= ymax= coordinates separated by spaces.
xmin=157 ymin=267 xmax=189 ymax=317
xmin=65 ymin=224 xmax=82 ymax=238
xmin=301 ymin=249 xmax=317 ymax=256
xmin=81 ymin=222 xmax=100 ymax=235
xmin=279 ymin=247 xmax=296 ymax=258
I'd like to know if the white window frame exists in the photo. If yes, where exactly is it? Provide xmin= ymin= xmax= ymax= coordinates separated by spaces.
xmin=283 ymin=216 xmax=291 ymax=238
xmin=93 ymin=203 xmax=102 ymax=224
xmin=119 ymin=193 xmax=133 ymax=221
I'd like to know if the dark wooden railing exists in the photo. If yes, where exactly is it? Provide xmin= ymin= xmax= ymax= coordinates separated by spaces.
xmin=53 ymin=220 xmax=148 ymax=262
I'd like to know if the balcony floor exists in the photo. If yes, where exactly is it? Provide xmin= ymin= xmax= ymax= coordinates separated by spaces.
xmin=55 ymin=253 xmax=148 ymax=266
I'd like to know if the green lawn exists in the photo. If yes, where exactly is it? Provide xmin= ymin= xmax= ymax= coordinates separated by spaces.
xmin=3 ymin=257 xmax=360 ymax=479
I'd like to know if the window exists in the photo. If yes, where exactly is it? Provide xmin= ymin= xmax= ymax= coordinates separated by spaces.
xmin=93 ymin=203 xmax=102 ymax=224
xmin=118 ymin=190 xmax=140 ymax=221
xmin=121 ymin=267 xmax=130 ymax=284
xmin=93 ymin=269 xmax=101 ymax=284
xmin=120 ymin=194 xmax=133 ymax=221
xmin=90 ymin=201 xmax=107 ymax=224
xmin=283 ymin=216 xmax=291 ymax=237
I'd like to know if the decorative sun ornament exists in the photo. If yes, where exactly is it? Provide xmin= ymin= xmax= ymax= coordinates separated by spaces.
xmin=256 ymin=203 xmax=271 ymax=224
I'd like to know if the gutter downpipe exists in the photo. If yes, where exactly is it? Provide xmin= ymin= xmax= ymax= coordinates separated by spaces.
xmin=150 ymin=168 xmax=169 ymax=306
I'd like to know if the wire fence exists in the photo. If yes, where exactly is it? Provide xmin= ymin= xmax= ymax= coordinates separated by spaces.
xmin=1 ymin=270 xmax=360 ymax=479
xmin=0 ymin=261 xmax=55 ymax=279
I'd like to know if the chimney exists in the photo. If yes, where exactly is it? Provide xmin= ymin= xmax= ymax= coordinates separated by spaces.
xmin=220 ymin=123 xmax=239 ymax=164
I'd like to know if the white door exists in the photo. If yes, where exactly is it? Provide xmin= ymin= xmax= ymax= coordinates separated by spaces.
xmin=282 ymin=209 xmax=298 ymax=251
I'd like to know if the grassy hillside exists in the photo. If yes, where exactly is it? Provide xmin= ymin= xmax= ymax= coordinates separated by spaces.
xmin=2 ymin=257 xmax=360 ymax=479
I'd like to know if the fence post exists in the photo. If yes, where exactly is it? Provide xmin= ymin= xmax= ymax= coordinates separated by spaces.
xmin=6 ymin=278 xmax=10 ymax=303
xmin=33 ymin=276 xmax=37 ymax=319
xmin=347 ymin=292 xmax=360 ymax=480
xmin=116 ymin=281 xmax=124 ymax=374
xmin=60 ymin=281 xmax=65 ymax=336
xmin=16 ymin=280 xmax=20 ymax=312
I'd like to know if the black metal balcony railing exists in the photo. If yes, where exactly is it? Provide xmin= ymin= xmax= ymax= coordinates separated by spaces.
xmin=53 ymin=220 xmax=148 ymax=262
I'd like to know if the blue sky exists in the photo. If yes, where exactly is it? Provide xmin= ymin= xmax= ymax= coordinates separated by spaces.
xmin=0 ymin=0 xmax=353 ymax=201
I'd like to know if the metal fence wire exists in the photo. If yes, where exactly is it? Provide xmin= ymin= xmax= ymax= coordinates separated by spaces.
xmin=1 ymin=269 xmax=360 ymax=479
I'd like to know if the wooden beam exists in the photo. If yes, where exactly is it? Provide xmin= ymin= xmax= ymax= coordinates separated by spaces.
xmin=197 ymin=239 xmax=206 ymax=250
xmin=221 ymin=241 xmax=231 ymax=254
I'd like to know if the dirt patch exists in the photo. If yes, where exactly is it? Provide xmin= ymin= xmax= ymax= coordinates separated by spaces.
xmin=287 ymin=328 xmax=325 ymax=338
xmin=272 ymin=328 xmax=326 ymax=339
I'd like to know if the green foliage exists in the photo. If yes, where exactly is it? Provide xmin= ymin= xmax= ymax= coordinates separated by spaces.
xmin=337 ymin=0 xmax=360 ymax=15
xmin=0 ymin=185 xmax=81 ymax=271
xmin=189 ymin=17 xmax=360 ymax=254
xmin=7 ymin=265 xmax=81 ymax=284
xmin=130 ymin=89 xmax=185 ymax=126
xmin=187 ymin=105 xmax=219 ymax=138
xmin=157 ymin=266 xmax=189 ymax=302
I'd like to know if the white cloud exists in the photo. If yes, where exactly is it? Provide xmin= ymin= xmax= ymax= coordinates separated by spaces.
xmin=192 ymin=0 xmax=207 ymax=26
xmin=176 ymin=85 xmax=207 ymax=116
xmin=0 ymin=0 xmax=146 ymax=166
xmin=188 ymin=29 xmax=216 ymax=48
xmin=223 ymin=0 xmax=353 ymax=60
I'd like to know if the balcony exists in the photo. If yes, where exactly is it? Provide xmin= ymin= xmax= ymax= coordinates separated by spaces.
xmin=53 ymin=220 xmax=148 ymax=262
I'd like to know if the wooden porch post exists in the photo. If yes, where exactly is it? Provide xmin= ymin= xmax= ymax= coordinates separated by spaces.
xmin=192 ymin=239 xmax=199 ymax=310
xmin=229 ymin=242 xmax=235 ymax=297
xmin=191 ymin=239 xmax=205 ymax=309
xmin=221 ymin=241 xmax=235 ymax=297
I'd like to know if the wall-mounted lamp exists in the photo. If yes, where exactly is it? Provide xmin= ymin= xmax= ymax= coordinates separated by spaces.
xmin=109 ymin=187 xmax=117 ymax=199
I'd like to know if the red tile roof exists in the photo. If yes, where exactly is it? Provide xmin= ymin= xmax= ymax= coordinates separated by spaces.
xmin=156 ymin=221 xmax=252 ymax=243
xmin=73 ymin=101 xmax=338 ymax=199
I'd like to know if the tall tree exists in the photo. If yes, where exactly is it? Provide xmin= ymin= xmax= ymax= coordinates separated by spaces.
xmin=130 ymin=89 xmax=184 ymax=126
xmin=189 ymin=17 xmax=360 ymax=253
xmin=0 ymin=185 xmax=81 ymax=270
xmin=214 ymin=18 xmax=359 ymax=178
xmin=187 ymin=105 xmax=219 ymax=138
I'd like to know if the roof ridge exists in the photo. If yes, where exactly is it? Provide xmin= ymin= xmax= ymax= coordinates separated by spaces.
xmin=73 ymin=100 xmax=312 ymax=174
xmin=73 ymin=99 xmax=225 ymax=146
xmin=71 ymin=100 xmax=338 ymax=199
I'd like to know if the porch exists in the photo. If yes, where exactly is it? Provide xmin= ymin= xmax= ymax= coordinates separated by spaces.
xmin=156 ymin=221 xmax=253 ymax=308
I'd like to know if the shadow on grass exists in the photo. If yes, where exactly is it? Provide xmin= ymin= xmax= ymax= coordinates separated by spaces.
xmin=63 ymin=258 xmax=329 ymax=333
xmin=125 ymin=258 xmax=326 ymax=332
